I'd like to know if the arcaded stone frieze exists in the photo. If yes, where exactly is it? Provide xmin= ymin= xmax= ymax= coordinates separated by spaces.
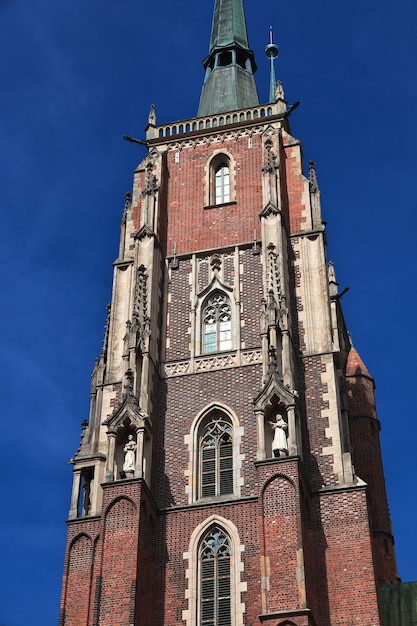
xmin=164 ymin=348 xmax=262 ymax=378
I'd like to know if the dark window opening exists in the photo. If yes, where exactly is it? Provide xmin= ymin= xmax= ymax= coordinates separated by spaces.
xmin=218 ymin=52 xmax=232 ymax=67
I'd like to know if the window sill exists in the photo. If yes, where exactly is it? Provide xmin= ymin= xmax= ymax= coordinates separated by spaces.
xmin=196 ymin=493 xmax=236 ymax=504
xmin=203 ymin=201 xmax=237 ymax=210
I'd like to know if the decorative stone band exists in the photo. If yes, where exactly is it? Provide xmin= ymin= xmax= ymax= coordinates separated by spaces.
xmin=148 ymin=102 xmax=284 ymax=142
xmin=164 ymin=349 xmax=262 ymax=378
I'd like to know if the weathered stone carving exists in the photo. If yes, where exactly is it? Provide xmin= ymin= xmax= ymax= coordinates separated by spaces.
xmin=142 ymin=161 xmax=159 ymax=197
xmin=210 ymin=253 xmax=222 ymax=274
xmin=148 ymin=103 xmax=156 ymax=126
xmin=275 ymin=80 xmax=285 ymax=101
xmin=122 ymin=192 xmax=132 ymax=225
xmin=124 ymin=265 xmax=151 ymax=354
xmin=268 ymin=414 xmax=288 ymax=457
xmin=122 ymin=434 xmax=137 ymax=472
xmin=308 ymin=160 xmax=319 ymax=193
xmin=262 ymin=138 xmax=278 ymax=173
xmin=100 ymin=302 xmax=111 ymax=360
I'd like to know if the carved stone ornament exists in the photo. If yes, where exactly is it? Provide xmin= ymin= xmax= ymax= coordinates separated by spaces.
xmin=103 ymin=382 xmax=148 ymax=435
xmin=260 ymin=298 xmax=268 ymax=334
xmin=124 ymin=265 xmax=151 ymax=352
xmin=268 ymin=414 xmax=288 ymax=457
xmin=262 ymin=138 xmax=278 ymax=173
xmin=164 ymin=349 xmax=262 ymax=378
xmin=133 ymin=266 xmax=148 ymax=324
xmin=275 ymin=80 xmax=285 ymax=101
xmin=328 ymin=260 xmax=337 ymax=283
xmin=100 ymin=302 xmax=111 ymax=360
xmin=142 ymin=161 xmax=159 ymax=196
xmin=134 ymin=224 xmax=155 ymax=241
xmin=122 ymin=434 xmax=137 ymax=472
xmin=308 ymin=160 xmax=319 ymax=193
xmin=177 ymin=126 xmax=264 ymax=151
xmin=148 ymin=103 xmax=156 ymax=126
xmin=210 ymin=253 xmax=222 ymax=274
xmin=122 ymin=192 xmax=132 ymax=225
xmin=267 ymin=243 xmax=281 ymax=299
xmin=259 ymin=201 xmax=280 ymax=218
xmin=253 ymin=365 xmax=296 ymax=412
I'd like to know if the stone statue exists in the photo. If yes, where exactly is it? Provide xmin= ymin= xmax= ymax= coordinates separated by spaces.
xmin=268 ymin=414 xmax=288 ymax=457
xmin=123 ymin=434 xmax=137 ymax=472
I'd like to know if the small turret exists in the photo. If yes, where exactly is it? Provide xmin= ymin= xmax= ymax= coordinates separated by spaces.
xmin=345 ymin=346 xmax=376 ymax=418
xmin=346 ymin=344 xmax=399 ymax=584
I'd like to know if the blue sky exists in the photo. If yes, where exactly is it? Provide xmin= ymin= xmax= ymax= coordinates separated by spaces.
xmin=1 ymin=0 xmax=416 ymax=624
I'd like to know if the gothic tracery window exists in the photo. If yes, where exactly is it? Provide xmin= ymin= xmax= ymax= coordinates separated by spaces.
xmin=203 ymin=293 xmax=232 ymax=353
xmin=199 ymin=415 xmax=233 ymax=498
xmin=199 ymin=526 xmax=232 ymax=626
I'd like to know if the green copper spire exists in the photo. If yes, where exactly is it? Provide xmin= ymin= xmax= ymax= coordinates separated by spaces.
xmin=197 ymin=0 xmax=259 ymax=117
xmin=265 ymin=26 xmax=279 ymax=103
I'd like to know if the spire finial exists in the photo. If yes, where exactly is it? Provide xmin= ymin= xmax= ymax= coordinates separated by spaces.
xmin=308 ymin=160 xmax=319 ymax=193
xmin=265 ymin=26 xmax=279 ymax=103
xmin=148 ymin=104 xmax=156 ymax=125
xmin=275 ymin=80 xmax=285 ymax=101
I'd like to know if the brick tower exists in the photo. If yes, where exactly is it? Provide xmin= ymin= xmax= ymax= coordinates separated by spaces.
xmin=59 ymin=1 xmax=399 ymax=625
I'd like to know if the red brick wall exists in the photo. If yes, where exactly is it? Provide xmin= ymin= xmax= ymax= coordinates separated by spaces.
xmin=312 ymin=488 xmax=381 ymax=625
xmin=155 ymin=501 xmax=261 ymax=625
xmin=166 ymin=258 xmax=192 ymax=362
xmin=240 ymin=248 xmax=264 ymax=349
xmin=346 ymin=372 xmax=377 ymax=419
xmin=282 ymin=136 xmax=308 ymax=235
xmin=346 ymin=367 xmax=398 ymax=584
xmin=100 ymin=497 xmax=137 ymax=624
xmin=62 ymin=534 xmax=94 ymax=626
xmin=133 ymin=134 xmax=264 ymax=255
xmin=299 ymin=355 xmax=339 ymax=488
xmin=60 ymin=517 xmax=100 ymax=626
xmin=157 ymin=364 xmax=263 ymax=509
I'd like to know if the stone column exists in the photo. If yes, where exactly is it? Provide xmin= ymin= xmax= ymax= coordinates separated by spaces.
xmin=286 ymin=405 xmax=297 ymax=456
xmin=256 ymin=409 xmax=266 ymax=460
xmin=140 ymin=353 xmax=150 ymax=413
xmin=281 ymin=330 xmax=293 ymax=388
xmin=105 ymin=433 xmax=116 ymax=482
xmin=69 ymin=470 xmax=81 ymax=519
xmin=135 ymin=427 xmax=145 ymax=478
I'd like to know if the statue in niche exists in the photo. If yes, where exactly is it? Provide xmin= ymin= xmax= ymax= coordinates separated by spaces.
xmin=123 ymin=434 xmax=137 ymax=472
xmin=268 ymin=414 xmax=288 ymax=457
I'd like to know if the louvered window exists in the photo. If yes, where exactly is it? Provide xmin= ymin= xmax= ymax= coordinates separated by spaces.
xmin=200 ymin=416 xmax=233 ymax=498
xmin=203 ymin=293 xmax=232 ymax=353
xmin=199 ymin=527 xmax=231 ymax=626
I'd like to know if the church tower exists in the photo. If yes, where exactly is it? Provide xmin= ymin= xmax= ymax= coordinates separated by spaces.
xmin=59 ymin=1 xmax=399 ymax=625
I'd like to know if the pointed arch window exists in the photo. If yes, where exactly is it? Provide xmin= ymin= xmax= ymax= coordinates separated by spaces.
xmin=199 ymin=526 xmax=231 ymax=626
xmin=199 ymin=415 xmax=233 ymax=498
xmin=203 ymin=292 xmax=232 ymax=353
